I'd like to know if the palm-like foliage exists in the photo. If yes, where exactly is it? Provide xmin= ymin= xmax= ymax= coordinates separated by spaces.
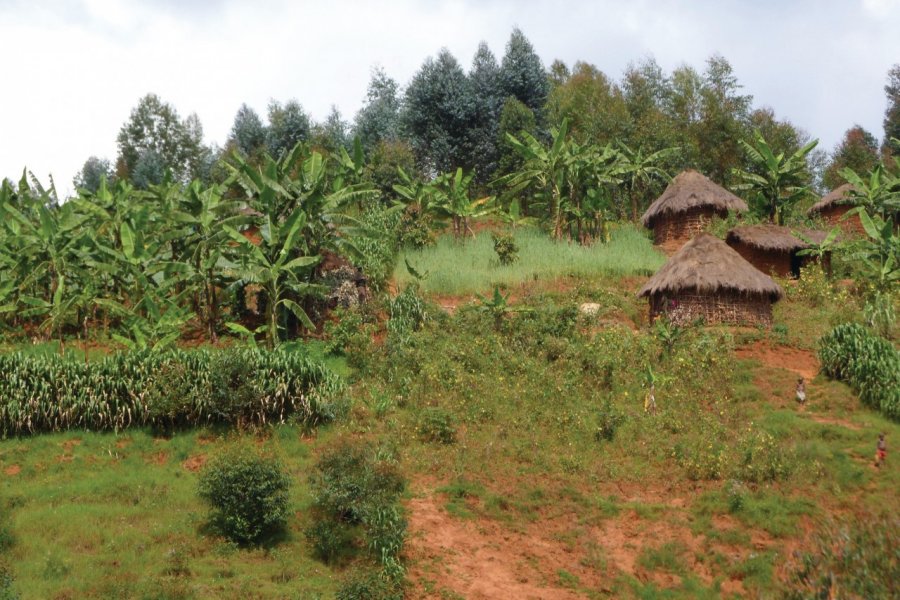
xmin=732 ymin=130 xmax=818 ymax=225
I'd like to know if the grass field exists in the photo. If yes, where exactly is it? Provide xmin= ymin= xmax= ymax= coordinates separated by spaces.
xmin=1 ymin=230 xmax=897 ymax=599
xmin=394 ymin=225 xmax=665 ymax=295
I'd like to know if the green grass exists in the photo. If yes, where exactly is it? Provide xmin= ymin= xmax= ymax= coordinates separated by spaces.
xmin=395 ymin=224 xmax=664 ymax=295
xmin=0 ymin=428 xmax=342 ymax=599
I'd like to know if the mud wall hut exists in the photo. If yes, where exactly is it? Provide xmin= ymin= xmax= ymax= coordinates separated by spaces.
xmin=641 ymin=170 xmax=748 ymax=253
xmin=807 ymin=184 xmax=864 ymax=236
xmin=725 ymin=224 xmax=830 ymax=278
xmin=638 ymin=233 xmax=784 ymax=327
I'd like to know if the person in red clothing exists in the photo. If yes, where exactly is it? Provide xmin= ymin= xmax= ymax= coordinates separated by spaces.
xmin=875 ymin=433 xmax=887 ymax=468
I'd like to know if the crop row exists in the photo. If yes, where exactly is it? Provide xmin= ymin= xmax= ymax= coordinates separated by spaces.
xmin=0 ymin=349 xmax=343 ymax=436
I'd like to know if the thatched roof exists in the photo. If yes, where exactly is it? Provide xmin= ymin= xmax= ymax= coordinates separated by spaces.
xmin=641 ymin=170 xmax=748 ymax=228
xmin=639 ymin=233 xmax=783 ymax=300
xmin=808 ymin=183 xmax=856 ymax=216
xmin=726 ymin=224 xmax=828 ymax=252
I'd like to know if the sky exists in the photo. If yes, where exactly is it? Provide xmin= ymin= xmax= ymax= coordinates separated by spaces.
xmin=2 ymin=0 xmax=899 ymax=195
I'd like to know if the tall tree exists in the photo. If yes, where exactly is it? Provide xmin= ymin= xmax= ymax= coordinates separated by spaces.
xmin=547 ymin=61 xmax=630 ymax=145
xmin=403 ymin=48 xmax=474 ymax=174
xmin=466 ymin=42 xmax=503 ymax=185
xmin=353 ymin=68 xmax=402 ymax=153
xmin=666 ymin=64 xmax=704 ymax=171
xmin=697 ymin=55 xmax=752 ymax=185
xmin=498 ymin=28 xmax=549 ymax=125
xmin=116 ymin=94 xmax=208 ymax=184
xmin=74 ymin=156 xmax=114 ymax=193
xmin=311 ymin=105 xmax=348 ymax=154
xmin=266 ymin=99 xmax=311 ymax=159
xmin=495 ymin=96 xmax=537 ymax=182
xmin=229 ymin=103 xmax=267 ymax=158
xmin=883 ymin=64 xmax=900 ymax=158
xmin=823 ymin=125 xmax=880 ymax=190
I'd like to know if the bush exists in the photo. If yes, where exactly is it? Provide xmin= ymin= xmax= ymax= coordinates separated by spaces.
xmin=198 ymin=446 xmax=291 ymax=545
xmin=736 ymin=429 xmax=793 ymax=483
xmin=310 ymin=441 xmax=405 ymax=524
xmin=387 ymin=285 xmax=429 ymax=346
xmin=309 ymin=440 xmax=407 ymax=585
xmin=417 ymin=407 xmax=456 ymax=444
xmin=594 ymin=399 xmax=626 ymax=442
xmin=0 ymin=565 xmax=18 ymax=600
xmin=818 ymin=323 xmax=900 ymax=420
xmin=785 ymin=513 xmax=899 ymax=600
xmin=336 ymin=571 xmax=403 ymax=600
xmin=0 ymin=348 xmax=342 ymax=436
xmin=304 ymin=519 xmax=357 ymax=565
xmin=491 ymin=231 xmax=519 ymax=265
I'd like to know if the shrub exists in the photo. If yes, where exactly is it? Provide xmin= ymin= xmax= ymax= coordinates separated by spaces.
xmin=0 ymin=565 xmax=18 ymax=600
xmin=491 ymin=231 xmax=519 ymax=265
xmin=417 ymin=407 xmax=456 ymax=444
xmin=387 ymin=285 xmax=429 ymax=345
xmin=336 ymin=571 xmax=403 ymax=600
xmin=309 ymin=440 xmax=407 ymax=585
xmin=674 ymin=428 xmax=729 ymax=481
xmin=198 ymin=446 xmax=291 ymax=545
xmin=304 ymin=519 xmax=357 ymax=565
xmin=594 ymin=399 xmax=626 ymax=442
xmin=310 ymin=441 xmax=405 ymax=524
xmin=726 ymin=480 xmax=747 ymax=513
xmin=785 ymin=513 xmax=899 ymax=600
xmin=818 ymin=323 xmax=900 ymax=420
xmin=736 ymin=429 xmax=793 ymax=483
xmin=355 ymin=205 xmax=401 ymax=292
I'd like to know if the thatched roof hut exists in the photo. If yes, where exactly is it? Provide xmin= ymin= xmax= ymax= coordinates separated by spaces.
xmin=641 ymin=170 xmax=748 ymax=253
xmin=726 ymin=224 xmax=830 ymax=277
xmin=639 ymin=233 xmax=783 ymax=327
xmin=807 ymin=184 xmax=864 ymax=235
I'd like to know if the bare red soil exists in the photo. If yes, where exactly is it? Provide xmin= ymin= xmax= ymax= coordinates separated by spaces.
xmin=735 ymin=341 xmax=819 ymax=380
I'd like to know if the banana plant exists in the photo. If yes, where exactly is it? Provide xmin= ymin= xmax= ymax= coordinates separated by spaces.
xmin=732 ymin=129 xmax=818 ymax=225
xmin=177 ymin=181 xmax=248 ymax=342
xmin=223 ymin=204 xmax=321 ymax=349
xmin=432 ymin=168 xmax=495 ymax=239
xmin=495 ymin=119 xmax=571 ymax=239
xmin=850 ymin=209 xmax=900 ymax=290
xmin=839 ymin=164 xmax=900 ymax=222
xmin=616 ymin=142 xmax=676 ymax=221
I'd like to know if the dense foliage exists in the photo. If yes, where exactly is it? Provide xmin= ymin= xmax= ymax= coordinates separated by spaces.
xmin=785 ymin=513 xmax=899 ymax=600
xmin=198 ymin=445 xmax=291 ymax=545
xmin=818 ymin=323 xmax=900 ymax=420
xmin=0 ymin=348 xmax=342 ymax=436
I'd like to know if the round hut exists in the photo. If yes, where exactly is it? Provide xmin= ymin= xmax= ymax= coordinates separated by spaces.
xmin=641 ymin=170 xmax=748 ymax=253
xmin=725 ymin=224 xmax=830 ymax=278
xmin=638 ymin=233 xmax=784 ymax=327
xmin=807 ymin=184 xmax=864 ymax=236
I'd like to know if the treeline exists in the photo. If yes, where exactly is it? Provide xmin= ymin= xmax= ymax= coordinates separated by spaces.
xmin=71 ymin=29 xmax=900 ymax=212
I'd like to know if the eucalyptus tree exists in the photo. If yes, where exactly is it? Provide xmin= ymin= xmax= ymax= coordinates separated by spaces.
xmin=498 ymin=28 xmax=549 ymax=125
xmin=116 ymin=94 xmax=209 ymax=183
xmin=732 ymin=130 xmax=818 ymax=225
xmin=403 ymin=48 xmax=475 ymax=174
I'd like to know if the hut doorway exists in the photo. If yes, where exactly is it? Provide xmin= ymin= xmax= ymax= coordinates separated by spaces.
xmin=790 ymin=252 xmax=803 ymax=278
